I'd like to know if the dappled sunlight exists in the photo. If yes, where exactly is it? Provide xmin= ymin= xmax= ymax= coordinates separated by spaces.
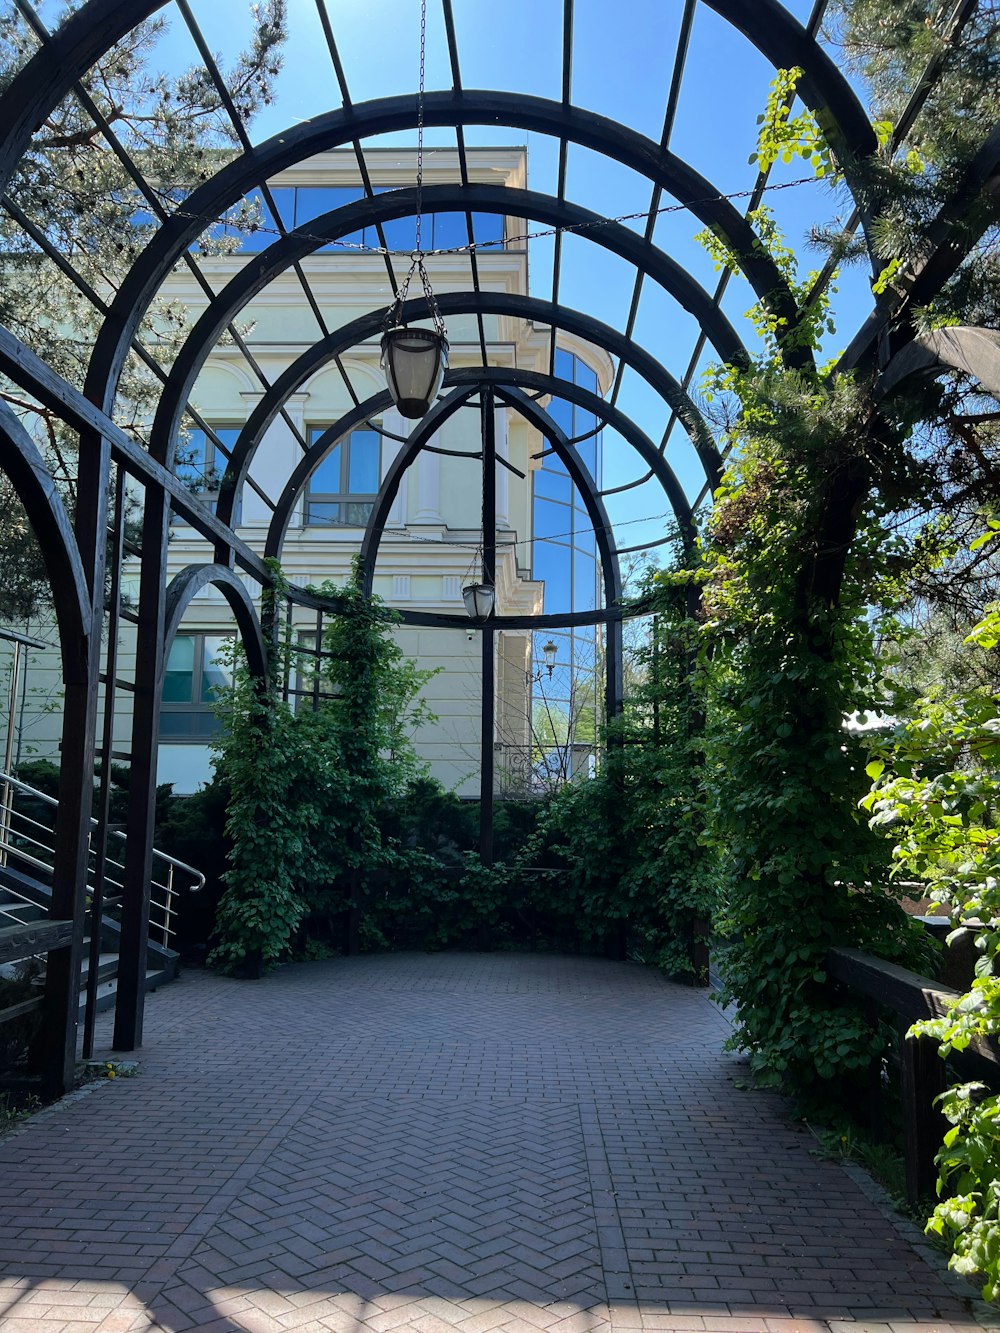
xmin=0 ymin=957 xmax=983 ymax=1333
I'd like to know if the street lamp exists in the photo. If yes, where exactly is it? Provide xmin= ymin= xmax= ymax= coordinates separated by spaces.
xmin=380 ymin=323 xmax=449 ymax=420
xmin=462 ymin=582 xmax=495 ymax=621
xmin=540 ymin=638 xmax=558 ymax=678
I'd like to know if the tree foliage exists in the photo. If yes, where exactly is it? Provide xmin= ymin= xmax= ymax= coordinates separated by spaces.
xmin=863 ymin=586 xmax=1000 ymax=1298
xmin=0 ymin=0 xmax=286 ymax=615
xmin=208 ymin=565 xmax=436 ymax=975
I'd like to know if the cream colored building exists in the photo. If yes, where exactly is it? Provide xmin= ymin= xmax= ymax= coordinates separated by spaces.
xmin=3 ymin=147 xmax=609 ymax=798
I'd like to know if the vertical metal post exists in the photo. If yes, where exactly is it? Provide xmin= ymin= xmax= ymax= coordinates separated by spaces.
xmin=0 ymin=639 xmax=21 ymax=866
xmin=113 ymin=474 xmax=169 ymax=1052
xmin=480 ymin=389 xmax=496 ymax=868
xmin=163 ymin=862 xmax=174 ymax=947
xmin=604 ymin=617 xmax=623 ymax=739
xmin=83 ymin=464 xmax=125 ymax=1059
xmin=40 ymin=425 xmax=108 ymax=1098
xmin=313 ymin=609 xmax=323 ymax=711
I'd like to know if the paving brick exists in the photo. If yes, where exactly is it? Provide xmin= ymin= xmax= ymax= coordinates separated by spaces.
xmin=0 ymin=954 xmax=987 ymax=1333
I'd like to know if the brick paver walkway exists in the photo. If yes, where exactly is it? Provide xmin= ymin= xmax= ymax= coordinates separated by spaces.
xmin=0 ymin=953 xmax=988 ymax=1333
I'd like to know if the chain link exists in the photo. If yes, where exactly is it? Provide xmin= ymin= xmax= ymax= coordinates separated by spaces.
xmin=383 ymin=0 xmax=446 ymax=337
xmin=415 ymin=0 xmax=427 ymax=258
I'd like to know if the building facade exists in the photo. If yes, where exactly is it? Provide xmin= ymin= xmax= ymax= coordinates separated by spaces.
xmin=3 ymin=147 xmax=610 ymax=800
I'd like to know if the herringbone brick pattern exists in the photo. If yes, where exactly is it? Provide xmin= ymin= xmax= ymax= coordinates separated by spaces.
xmin=0 ymin=953 xmax=987 ymax=1332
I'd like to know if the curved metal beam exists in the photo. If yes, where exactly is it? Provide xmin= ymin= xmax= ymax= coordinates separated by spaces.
xmin=356 ymin=388 xmax=492 ymax=594
xmin=0 ymin=323 xmax=272 ymax=587
xmin=88 ymin=89 xmax=814 ymax=416
xmin=876 ymin=325 xmax=1000 ymax=401
xmin=0 ymin=0 xmax=167 ymax=193
xmin=263 ymin=367 xmax=694 ymax=568
xmin=0 ymin=2 xmax=876 ymax=263
xmin=164 ymin=563 xmax=269 ymax=687
xmin=355 ymin=383 xmax=622 ymax=612
xmin=214 ymin=289 xmax=720 ymax=535
xmin=152 ymin=185 xmax=748 ymax=418
xmin=272 ymin=387 xmax=475 ymax=565
xmin=0 ymin=400 xmax=90 ymax=684
xmin=495 ymin=382 xmax=624 ymax=608
xmin=703 ymin=0 xmax=878 ymax=251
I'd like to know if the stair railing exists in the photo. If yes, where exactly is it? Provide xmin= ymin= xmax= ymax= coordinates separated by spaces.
xmin=0 ymin=769 xmax=204 ymax=947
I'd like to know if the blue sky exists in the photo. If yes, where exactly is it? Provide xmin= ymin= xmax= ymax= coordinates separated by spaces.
xmin=48 ymin=0 xmax=882 ymax=553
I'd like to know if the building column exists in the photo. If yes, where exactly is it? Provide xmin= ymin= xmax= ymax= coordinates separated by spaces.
xmin=415 ymin=438 xmax=443 ymax=523
xmin=496 ymin=405 xmax=510 ymax=529
xmin=382 ymin=407 xmax=409 ymax=528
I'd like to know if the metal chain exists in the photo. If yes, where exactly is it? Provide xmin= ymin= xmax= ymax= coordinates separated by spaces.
xmin=414 ymin=0 xmax=427 ymax=258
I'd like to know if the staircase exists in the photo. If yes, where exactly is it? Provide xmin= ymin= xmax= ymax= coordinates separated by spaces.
xmin=0 ymin=769 xmax=204 ymax=1015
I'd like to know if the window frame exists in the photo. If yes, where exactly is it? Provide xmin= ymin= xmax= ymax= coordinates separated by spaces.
xmin=172 ymin=423 xmax=243 ymax=526
xmin=158 ymin=632 xmax=232 ymax=742
xmin=303 ymin=424 xmax=382 ymax=528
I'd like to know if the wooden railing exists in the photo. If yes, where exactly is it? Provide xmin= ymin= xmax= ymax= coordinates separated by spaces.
xmin=826 ymin=946 xmax=1000 ymax=1202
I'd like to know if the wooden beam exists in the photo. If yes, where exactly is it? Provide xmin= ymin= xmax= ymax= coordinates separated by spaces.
xmin=0 ymin=995 xmax=44 ymax=1026
xmin=0 ymin=920 xmax=73 ymax=965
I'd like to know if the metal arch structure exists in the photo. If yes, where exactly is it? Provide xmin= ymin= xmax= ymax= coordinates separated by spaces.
xmin=210 ymin=289 xmax=720 ymax=542
xmin=164 ymin=566 xmax=269 ymax=686
xmin=0 ymin=0 xmax=995 ymax=1095
xmin=88 ymin=91 xmax=816 ymax=417
xmin=270 ymin=369 xmax=693 ymax=574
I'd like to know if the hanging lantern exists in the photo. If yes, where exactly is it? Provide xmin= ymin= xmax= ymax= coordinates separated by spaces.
xmin=541 ymin=639 xmax=558 ymax=676
xmin=462 ymin=582 xmax=496 ymax=621
xmin=380 ymin=324 xmax=449 ymax=419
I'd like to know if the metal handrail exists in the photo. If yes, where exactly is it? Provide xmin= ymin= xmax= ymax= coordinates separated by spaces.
xmin=0 ymin=768 xmax=204 ymax=945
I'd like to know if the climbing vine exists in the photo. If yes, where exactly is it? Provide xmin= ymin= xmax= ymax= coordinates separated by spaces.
xmin=208 ymin=562 xmax=437 ymax=974
xmin=698 ymin=362 xmax=932 ymax=1098
xmin=862 ymin=568 xmax=1000 ymax=1297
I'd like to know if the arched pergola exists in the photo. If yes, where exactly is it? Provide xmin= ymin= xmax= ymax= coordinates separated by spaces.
xmin=0 ymin=0 xmax=996 ymax=1101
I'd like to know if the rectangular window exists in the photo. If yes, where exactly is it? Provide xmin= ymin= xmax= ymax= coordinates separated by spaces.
xmin=173 ymin=425 xmax=243 ymax=525
xmin=304 ymin=426 xmax=381 ymax=527
xmin=159 ymin=634 xmax=232 ymax=741
xmin=295 ymin=185 xmax=365 ymax=249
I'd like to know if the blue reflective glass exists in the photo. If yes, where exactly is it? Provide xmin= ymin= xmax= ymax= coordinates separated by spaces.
xmin=574 ymin=523 xmax=596 ymax=555
xmin=574 ymin=409 xmax=597 ymax=441
xmin=576 ymin=362 xmax=598 ymax=392
xmin=348 ymin=431 xmax=379 ymax=493
xmin=311 ymin=445 xmax=342 ymax=490
xmin=295 ymin=186 xmax=365 ymax=249
xmin=534 ymin=498 xmax=571 ymax=541
xmin=555 ymin=349 xmax=574 ymax=384
xmin=175 ymin=428 xmax=209 ymax=483
xmin=574 ymin=549 xmax=598 ymax=611
xmin=372 ymin=189 xmax=418 ymax=251
xmin=305 ymin=501 xmax=342 ymax=525
xmin=533 ymin=468 xmax=571 ymax=502
xmin=432 ymin=212 xmax=467 ymax=249
xmin=162 ymin=636 xmax=195 ymax=703
xmin=577 ymin=436 xmax=598 ymax=480
xmin=543 ymin=664 xmax=573 ymax=704
xmin=213 ymin=426 xmax=242 ymax=462
xmin=229 ymin=186 xmax=295 ymax=252
xmin=472 ymin=212 xmax=504 ymax=246
xmin=548 ymin=397 xmax=573 ymax=434
xmin=533 ymin=543 xmax=572 ymax=612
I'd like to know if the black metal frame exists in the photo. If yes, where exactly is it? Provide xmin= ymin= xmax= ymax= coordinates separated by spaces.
xmin=0 ymin=0 xmax=996 ymax=1096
